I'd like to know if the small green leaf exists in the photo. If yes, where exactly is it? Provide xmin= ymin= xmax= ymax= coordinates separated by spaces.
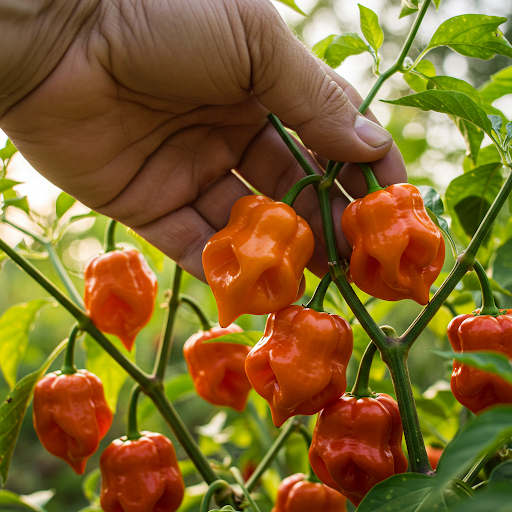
xmin=67 ymin=211 xmax=99 ymax=225
xmin=324 ymin=33 xmax=370 ymax=68
xmin=55 ymin=192 xmax=76 ymax=219
xmin=424 ymin=207 xmax=457 ymax=257
xmin=202 ymin=331 xmax=263 ymax=347
xmin=403 ymin=60 xmax=436 ymax=92
xmin=358 ymin=4 xmax=383 ymax=52
xmin=418 ymin=186 xmax=444 ymax=216
xmin=0 ymin=179 xmax=21 ymax=193
xmin=432 ymin=0 xmax=442 ymax=9
xmin=399 ymin=0 xmax=419 ymax=19
xmin=426 ymin=15 xmax=512 ymax=60
xmin=493 ymin=239 xmax=512 ymax=288
xmin=0 ymin=489 xmax=53 ymax=512
xmin=274 ymin=0 xmax=306 ymax=16
xmin=0 ymin=340 xmax=66 ymax=487
xmin=0 ymin=300 xmax=53 ymax=389
xmin=488 ymin=114 xmax=504 ymax=134
xmin=479 ymin=65 xmax=512 ymax=104
xmin=3 ymin=195 xmax=30 ymax=215
xmin=82 ymin=468 xmax=101 ymax=505
xmin=0 ymin=140 xmax=17 ymax=165
xmin=505 ymin=121 xmax=512 ymax=146
xmin=312 ymin=34 xmax=336 ymax=61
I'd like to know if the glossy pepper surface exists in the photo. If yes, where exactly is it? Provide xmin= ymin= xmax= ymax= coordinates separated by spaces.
xmin=183 ymin=324 xmax=252 ymax=412
xmin=341 ymin=183 xmax=445 ymax=305
xmin=202 ymin=195 xmax=314 ymax=327
xmin=33 ymin=370 xmax=113 ymax=475
xmin=309 ymin=393 xmax=408 ymax=506
xmin=245 ymin=305 xmax=353 ymax=427
xmin=272 ymin=473 xmax=347 ymax=512
xmin=100 ymin=431 xmax=185 ymax=512
xmin=84 ymin=249 xmax=158 ymax=351
xmin=448 ymin=310 xmax=512 ymax=414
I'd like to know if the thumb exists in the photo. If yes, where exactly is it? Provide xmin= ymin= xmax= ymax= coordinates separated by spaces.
xmin=244 ymin=1 xmax=393 ymax=163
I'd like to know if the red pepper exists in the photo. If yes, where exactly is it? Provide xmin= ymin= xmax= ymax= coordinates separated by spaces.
xmin=272 ymin=473 xmax=347 ymax=512
xmin=183 ymin=324 xmax=252 ymax=412
xmin=100 ymin=431 xmax=185 ymax=512
xmin=245 ymin=305 xmax=353 ymax=427
xmin=426 ymin=446 xmax=443 ymax=471
xmin=202 ymin=195 xmax=314 ymax=327
xmin=341 ymin=183 xmax=445 ymax=305
xmin=84 ymin=249 xmax=158 ymax=351
xmin=33 ymin=370 xmax=113 ymax=475
xmin=448 ymin=310 xmax=512 ymax=414
xmin=309 ymin=393 xmax=408 ymax=506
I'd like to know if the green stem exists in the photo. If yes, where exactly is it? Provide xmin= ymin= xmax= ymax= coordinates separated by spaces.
xmin=359 ymin=163 xmax=384 ymax=195
xmin=61 ymin=324 xmax=80 ymax=375
xmin=296 ymin=423 xmax=321 ymax=483
xmin=180 ymin=294 xmax=215 ymax=331
xmin=473 ymin=261 xmax=500 ymax=316
xmin=104 ymin=219 xmax=117 ymax=253
xmin=463 ymin=452 xmax=493 ymax=485
xmin=305 ymin=273 xmax=332 ymax=312
xmin=246 ymin=418 xmax=298 ymax=492
xmin=267 ymin=114 xmax=316 ymax=177
xmin=200 ymin=480 xmax=233 ymax=512
xmin=281 ymin=175 xmax=322 ymax=206
xmin=153 ymin=266 xmax=183 ymax=380
xmin=127 ymin=385 xmax=143 ymax=441
xmin=350 ymin=341 xmax=378 ymax=398
xmin=230 ymin=467 xmax=262 ymax=512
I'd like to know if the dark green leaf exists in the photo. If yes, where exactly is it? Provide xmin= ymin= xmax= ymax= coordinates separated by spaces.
xmin=427 ymin=76 xmax=482 ymax=104
xmin=489 ymin=460 xmax=512 ymax=488
xmin=399 ymin=0 xmax=419 ymax=19
xmin=506 ymin=122 xmax=512 ymax=146
xmin=202 ymin=331 xmax=263 ymax=347
xmin=450 ymin=488 xmax=512 ymax=512
xmin=425 ymin=207 xmax=457 ymax=257
xmin=479 ymin=66 xmax=512 ymax=104
xmin=383 ymin=90 xmax=493 ymax=136
xmin=0 ymin=340 xmax=66 ymax=487
xmin=0 ymin=140 xmax=17 ymax=165
xmin=488 ymin=114 xmax=504 ymax=134
xmin=0 ymin=489 xmax=54 ymax=512
xmin=274 ymin=0 xmax=305 ymax=16
xmin=324 ymin=33 xmax=370 ymax=68
xmin=0 ymin=179 xmax=21 ymax=194
xmin=0 ymin=300 xmax=53 ymax=390
xmin=312 ymin=34 xmax=336 ymax=61
xmin=493 ymin=239 xmax=512 ymax=288
xmin=3 ymin=196 xmax=30 ymax=215
xmin=418 ymin=186 xmax=444 ymax=216
xmin=358 ymin=4 xmax=383 ymax=52
xmin=427 ymin=15 xmax=512 ymax=60
xmin=403 ymin=60 xmax=436 ymax=92
xmin=55 ymin=192 xmax=76 ymax=219
xmin=455 ymin=119 xmax=484 ymax=167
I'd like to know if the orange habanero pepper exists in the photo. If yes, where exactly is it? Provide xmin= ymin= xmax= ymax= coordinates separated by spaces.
xmin=33 ymin=370 xmax=113 ymax=475
xmin=426 ymin=446 xmax=443 ymax=471
xmin=273 ymin=473 xmax=347 ymax=512
xmin=341 ymin=183 xmax=445 ymax=305
xmin=245 ymin=305 xmax=353 ymax=427
xmin=100 ymin=431 xmax=185 ymax=512
xmin=84 ymin=249 xmax=158 ymax=351
xmin=309 ymin=393 xmax=408 ymax=507
xmin=183 ymin=324 xmax=252 ymax=412
xmin=448 ymin=309 xmax=512 ymax=414
xmin=202 ymin=195 xmax=314 ymax=327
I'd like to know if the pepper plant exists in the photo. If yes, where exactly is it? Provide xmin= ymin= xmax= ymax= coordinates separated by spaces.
xmin=1 ymin=0 xmax=512 ymax=511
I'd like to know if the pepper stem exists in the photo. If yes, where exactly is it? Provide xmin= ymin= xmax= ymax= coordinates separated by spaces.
xmin=359 ymin=163 xmax=384 ymax=195
xmin=297 ymin=423 xmax=322 ymax=483
xmin=473 ymin=260 xmax=501 ymax=316
xmin=305 ymin=273 xmax=332 ymax=313
xmin=200 ymin=480 xmax=233 ymax=512
xmin=127 ymin=384 xmax=143 ymax=441
xmin=350 ymin=341 xmax=378 ymax=398
xmin=61 ymin=324 xmax=80 ymax=375
xmin=180 ymin=294 xmax=216 ymax=331
xmin=104 ymin=219 xmax=118 ymax=253
xmin=281 ymin=175 xmax=322 ymax=206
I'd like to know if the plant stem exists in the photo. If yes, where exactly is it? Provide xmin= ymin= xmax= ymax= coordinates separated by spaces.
xmin=61 ymin=324 xmax=80 ymax=375
xmin=359 ymin=163 xmax=384 ymax=194
xmin=296 ymin=423 xmax=322 ymax=483
xmin=230 ymin=467 xmax=262 ymax=512
xmin=463 ymin=452 xmax=494 ymax=486
xmin=350 ymin=341 xmax=378 ymax=398
xmin=473 ymin=260 xmax=500 ymax=316
xmin=180 ymin=294 xmax=215 ymax=331
xmin=104 ymin=219 xmax=117 ymax=253
xmin=127 ymin=385 xmax=143 ymax=440
xmin=305 ymin=272 xmax=331 ymax=312
xmin=153 ymin=265 xmax=182 ymax=380
xmin=200 ymin=480 xmax=233 ymax=512
xmin=281 ymin=175 xmax=322 ymax=206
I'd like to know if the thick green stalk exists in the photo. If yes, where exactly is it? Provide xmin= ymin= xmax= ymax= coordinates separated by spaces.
xmin=359 ymin=163 xmax=383 ymax=194
xmin=180 ymin=294 xmax=215 ymax=331
xmin=305 ymin=272 xmax=332 ymax=312
xmin=281 ymin=174 xmax=322 ymax=206
xmin=473 ymin=260 xmax=500 ymax=316
xmin=61 ymin=324 xmax=80 ymax=375
xmin=350 ymin=341 xmax=378 ymax=398
xmin=127 ymin=385 xmax=143 ymax=441
xmin=104 ymin=219 xmax=117 ymax=253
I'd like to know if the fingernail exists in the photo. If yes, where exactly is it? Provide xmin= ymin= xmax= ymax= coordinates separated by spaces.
xmin=355 ymin=116 xmax=392 ymax=148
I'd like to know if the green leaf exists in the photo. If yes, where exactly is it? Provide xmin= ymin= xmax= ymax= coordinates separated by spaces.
xmin=403 ymin=60 xmax=436 ymax=92
xmin=126 ymin=229 xmax=164 ymax=272
xmin=0 ymin=140 xmax=17 ymax=165
xmin=0 ymin=300 xmax=53 ymax=389
xmin=427 ymin=76 xmax=482 ymax=105
xmin=312 ymin=34 xmax=336 ymax=61
xmin=3 ymin=196 xmax=30 ymax=215
xmin=274 ymin=0 xmax=305 ymax=16
xmin=84 ymin=334 xmax=136 ymax=412
xmin=399 ymin=0 xmax=419 ymax=19
xmin=493 ymin=239 xmax=512 ymax=289
xmin=449 ymin=488 xmax=512 ymax=512
xmin=55 ymin=192 xmax=76 ymax=219
xmin=82 ymin=469 xmax=101 ymax=505
xmin=324 ymin=33 xmax=370 ymax=68
xmin=462 ymin=271 xmax=512 ymax=298
xmin=418 ymin=186 xmax=444 ymax=216
xmin=506 ymin=122 xmax=512 ymax=146
xmin=67 ymin=210 xmax=99 ymax=226
xmin=436 ymin=407 xmax=512 ymax=488
xmin=488 ymin=114 xmax=504 ymax=134
xmin=0 ymin=489 xmax=54 ymax=512
xmin=383 ymin=90 xmax=493 ymax=136
xmin=479 ymin=65 xmax=512 ymax=104
xmin=0 ymin=179 xmax=21 ymax=194
xmin=0 ymin=339 xmax=66 ymax=487
xmin=426 ymin=15 xmax=512 ymax=60
xmin=488 ymin=460 xmax=512 ymax=488
xmin=455 ymin=118 xmax=484 ymax=167
xmin=202 ymin=331 xmax=263 ymax=347
xmin=358 ymin=4 xmax=383 ymax=52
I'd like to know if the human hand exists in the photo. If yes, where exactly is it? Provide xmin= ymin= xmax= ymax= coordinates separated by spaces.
xmin=0 ymin=0 xmax=407 ymax=279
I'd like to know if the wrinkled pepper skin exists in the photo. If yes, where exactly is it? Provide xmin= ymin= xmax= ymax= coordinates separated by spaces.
xmin=183 ymin=324 xmax=252 ymax=412
xmin=448 ymin=310 xmax=512 ymax=414
xmin=84 ymin=249 xmax=158 ymax=351
xmin=309 ymin=393 xmax=408 ymax=506
xmin=33 ymin=370 xmax=113 ymax=475
xmin=100 ymin=431 xmax=185 ymax=512
xmin=245 ymin=305 xmax=353 ymax=427
xmin=272 ymin=473 xmax=347 ymax=512
xmin=202 ymin=195 xmax=314 ymax=327
xmin=341 ymin=183 xmax=445 ymax=305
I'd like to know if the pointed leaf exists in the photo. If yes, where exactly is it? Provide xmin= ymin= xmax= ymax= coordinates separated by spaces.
xmin=479 ymin=65 xmax=512 ymax=104
xmin=274 ymin=0 xmax=305 ymax=16
xmin=0 ymin=340 xmax=66 ymax=486
xmin=55 ymin=192 xmax=76 ymax=219
xmin=427 ymin=15 xmax=512 ymax=60
xmin=418 ymin=186 xmax=444 ymax=216
xmin=312 ymin=34 xmax=336 ymax=61
xmin=358 ymin=4 xmax=383 ymax=52
xmin=454 ymin=119 xmax=484 ymax=167
xmin=403 ymin=60 xmax=436 ymax=92
xmin=0 ymin=489 xmax=51 ymax=511
xmin=0 ymin=140 xmax=17 ymax=165
xmin=202 ymin=331 xmax=263 ymax=347
xmin=3 ymin=195 xmax=30 ymax=215
xmin=427 ymin=76 xmax=482 ymax=104
xmin=433 ymin=0 xmax=442 ymax=9
xmin=0 ymin=300 xmax=53 ymax=390
xmin=506 ymin=121 xmax=512 ymax=146
xmin=488 ymin=114 xmax=503 ymax=134
xmin=0 ymin=179 xmax=21 ymax=193
xmin=399 ymin=0 xmax=419 ymax=19
xmin=324 ymin=33 xmax=370 ymax=68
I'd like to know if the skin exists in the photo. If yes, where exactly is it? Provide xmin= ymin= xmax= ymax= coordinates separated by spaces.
xmin=0 ymin=0 xmax=407 ymax=280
